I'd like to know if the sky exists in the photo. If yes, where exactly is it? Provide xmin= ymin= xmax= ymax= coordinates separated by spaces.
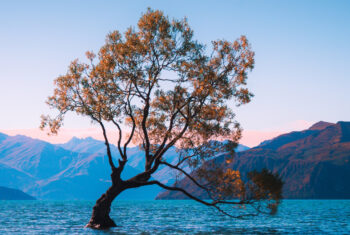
xmin=0 ymin=0 xmax=349 ymax=147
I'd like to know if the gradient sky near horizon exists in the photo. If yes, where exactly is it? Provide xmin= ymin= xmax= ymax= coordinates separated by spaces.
xmin=0 ymin=0 xmax=349 ymax=147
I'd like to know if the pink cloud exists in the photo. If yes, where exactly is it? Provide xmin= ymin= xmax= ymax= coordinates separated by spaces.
xmin=0 ymin=119 xmax=315 ymax=148
xmin=0 ymin=128 xmax=105 ymax=144
xmin=239 ymin=120 xmax=314 ymax=147
xmin=240 ymin=130 xmax=283 ymax=147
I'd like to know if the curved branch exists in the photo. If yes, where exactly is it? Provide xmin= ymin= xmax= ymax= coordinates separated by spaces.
xmin=140 ymin=180 xmax=260 ymax=219
xmin=98 ymin=121 xmax=116 ymax=170
xmin=111 ymin=119 xmax=125 ymax=161
xmin=123 ymin=90 xmax=136 ymax=155
xmin=69 ymin=79 xmax=117 ymax=171
xmin=159 ymin=160 xmax=214 ymax=199
xmin=142 ymin=98 xmax=151 ymax=168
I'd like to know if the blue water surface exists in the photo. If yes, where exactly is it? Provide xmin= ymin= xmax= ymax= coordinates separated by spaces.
xmin=0 ymin=200 xmax=349 ymax=234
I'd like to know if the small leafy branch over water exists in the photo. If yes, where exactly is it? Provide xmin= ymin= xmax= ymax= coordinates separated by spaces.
xmin=41 ymin=8 xmax=282 ymax=229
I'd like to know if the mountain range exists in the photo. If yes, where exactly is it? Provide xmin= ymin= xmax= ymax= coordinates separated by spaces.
xmin=157 ymin=121 xmax=350 ymax=199
xmin=1 ymin=121 xmax=349 ymax=200
xmin=0 ymin=131 xmax=248 ymax=200
xmin=0 ymin=135 xmax=156 ymax=200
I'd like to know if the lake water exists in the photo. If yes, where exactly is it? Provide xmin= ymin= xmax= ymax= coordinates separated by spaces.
xmin=0 ymin=200 xmax=349 ymax=234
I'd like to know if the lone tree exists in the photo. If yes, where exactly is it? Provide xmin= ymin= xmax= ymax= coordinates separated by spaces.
xmin=41 ymin=9 xmax=282 ymax=229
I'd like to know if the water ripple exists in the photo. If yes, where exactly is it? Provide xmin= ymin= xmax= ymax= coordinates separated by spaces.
xmin=0 ymin=200 xmax=349 ymax=234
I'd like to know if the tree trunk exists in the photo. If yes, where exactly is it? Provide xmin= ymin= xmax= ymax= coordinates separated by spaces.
xmin=86 ymin=182 xmax=125 ymax=229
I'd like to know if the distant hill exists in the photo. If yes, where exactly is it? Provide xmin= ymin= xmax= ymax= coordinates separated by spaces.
xmin=0 ymin=162 xmax=35 ymax=192
xmin=157 ymin=121 xmax=350 ymax=199
xmin=0 ymin=186 xmax=35 ymax=200
xmin=0 ymin=134 xmax=159 ymax=200
xmin=0 ymin=132 xmax=248 ymax=200
xmin=308 ymin=121 xmax=334 ymax=131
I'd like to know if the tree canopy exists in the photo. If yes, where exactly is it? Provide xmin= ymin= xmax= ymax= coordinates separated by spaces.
xmin=41 ymin=9 xmax=282 ymax=229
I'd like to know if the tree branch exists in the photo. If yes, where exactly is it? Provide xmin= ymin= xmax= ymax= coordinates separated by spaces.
xmin=97 ymin=121 xmax=116 ymax=170
xmin=111 ymin=119 xmax=126 ymax=161
xmin=159 ymin=160 xmax=214 ymax=199
xmin=138 ymin=180 xmax=260 ymax=219
xmin=123 ymin=88 xmax=136 ymax=156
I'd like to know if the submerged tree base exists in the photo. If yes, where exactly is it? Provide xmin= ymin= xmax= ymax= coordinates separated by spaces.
xmin=85 ymin=217 xmax=117 ymax=230
xmin=85 ymin=180 xmax=125 ymax=230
